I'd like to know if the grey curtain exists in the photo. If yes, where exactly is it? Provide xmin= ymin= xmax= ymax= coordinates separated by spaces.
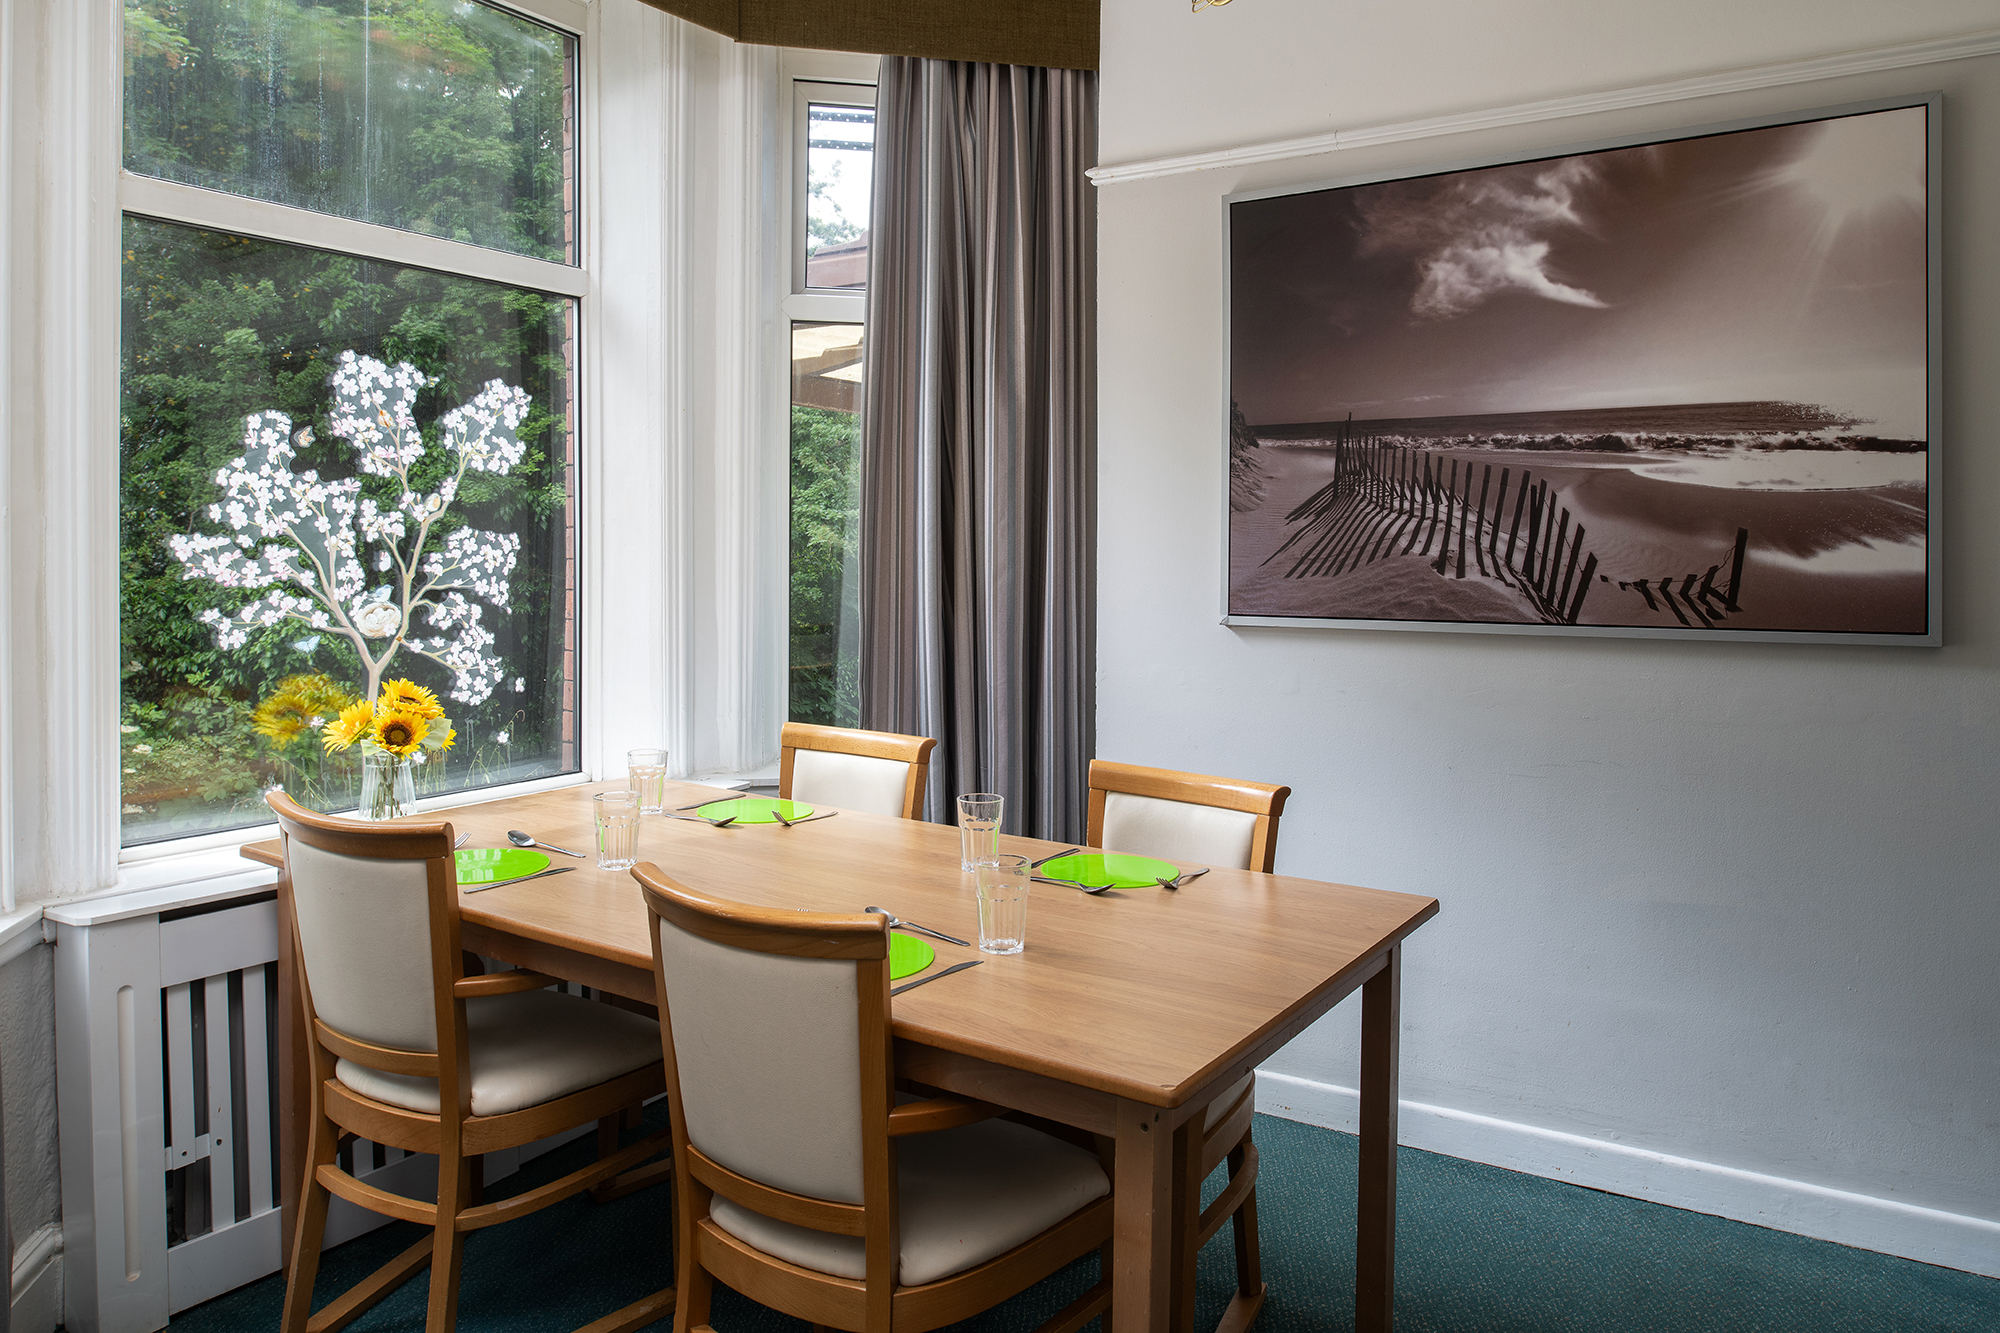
xmin=859 ymin=58 xmax=1096 ymax=842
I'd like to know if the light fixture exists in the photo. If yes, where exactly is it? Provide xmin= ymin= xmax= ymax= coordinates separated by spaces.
xmin=1192 ymin=0 xmax=1234 ymax=11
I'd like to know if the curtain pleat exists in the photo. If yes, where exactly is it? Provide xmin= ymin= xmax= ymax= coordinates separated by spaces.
xmin=859 ymin=57 xmax=1096 ymax=842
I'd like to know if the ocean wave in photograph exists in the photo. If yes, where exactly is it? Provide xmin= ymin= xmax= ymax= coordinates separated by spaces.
xmin=1631 ymin=450 xmax=1927 ymax=492
xmin=1256 ymin=400 xmax=1924 ymax=455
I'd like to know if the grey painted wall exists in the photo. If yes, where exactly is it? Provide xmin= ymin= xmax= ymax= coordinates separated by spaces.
xmin=1095 ymin=0 xmax=2000 ymax=1225
xmin=2 ymin=948 xmax=59 ymax=1265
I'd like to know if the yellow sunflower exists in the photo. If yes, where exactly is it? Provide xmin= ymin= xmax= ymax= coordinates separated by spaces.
xmin=252 ymin=691 xmax=311 ymax=749
xmin=378 ymin=679 xmax=444 ymax=719
xmin=285 ymin=672 xmax=358 ymax=721
xmin=373 ymin=710 xmax=429 ymax=756
xmin=321 ymin=701 xmax=377 ymax=753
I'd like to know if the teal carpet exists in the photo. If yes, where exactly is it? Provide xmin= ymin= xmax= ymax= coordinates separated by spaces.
xmin=165 ymin=1112 xmax=1999 ymax=1333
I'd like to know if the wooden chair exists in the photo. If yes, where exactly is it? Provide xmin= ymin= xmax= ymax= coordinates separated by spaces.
xmin=268 ymin=792 xmax=675 ymax=1333
xmin=1085 ymin=760 xmax=1292 ymax=1333
xmin=779 ymin=722 xmax=936 ymax=820
xmin=631 ymin=862 xmax=1113 ymax=1333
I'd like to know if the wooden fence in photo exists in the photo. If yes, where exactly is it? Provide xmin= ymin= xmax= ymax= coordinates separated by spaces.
xmin=1262 ymin=427 xmax=1754 ymax=630
xmin=1264 ymin=432 xmax=1603 ymax=625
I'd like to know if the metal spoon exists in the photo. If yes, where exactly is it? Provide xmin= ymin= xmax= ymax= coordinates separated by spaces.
xmin=864 ymin=906 xmax=970 ymax=947
xmin=508 ymin=829 xmax=584 ymax=858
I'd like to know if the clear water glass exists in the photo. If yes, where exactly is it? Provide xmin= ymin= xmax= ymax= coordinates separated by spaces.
xmin=627 ymin=747 xmax=668 ymax=814
xmin=958 ymin=792 xmax=1003 ymax=872
xmin=975 ymin=855 xmax=1031 ymax=955
xmin=594 ymin=791 xmax=640 ymax=870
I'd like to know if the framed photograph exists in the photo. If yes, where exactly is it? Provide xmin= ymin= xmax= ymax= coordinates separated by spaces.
xmin=1223 ymin=94 xmax=1940 ymax=645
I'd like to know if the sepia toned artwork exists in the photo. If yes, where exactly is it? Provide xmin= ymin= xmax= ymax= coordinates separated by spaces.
xmin=1225 ymin=97 xmax=1938 ymax=643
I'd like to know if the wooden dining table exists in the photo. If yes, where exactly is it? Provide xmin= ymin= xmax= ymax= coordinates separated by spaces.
xmin=244 ymin=779 xmax=1437 ymax=1333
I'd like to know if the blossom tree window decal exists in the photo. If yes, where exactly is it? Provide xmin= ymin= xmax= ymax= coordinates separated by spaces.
xmin=170 ymin=351 xmax=531 ymax=705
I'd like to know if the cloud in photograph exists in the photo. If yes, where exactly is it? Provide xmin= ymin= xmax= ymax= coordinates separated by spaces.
xmin=1356 ymin=159 xmax=1610 ymax=318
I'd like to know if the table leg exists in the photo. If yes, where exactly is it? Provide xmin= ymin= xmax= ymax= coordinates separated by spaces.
xmin=1111 ymin=1099 xmax=1177 ymax=1333
xmin=1356 ymin=944 xmax=1401 ymax=1333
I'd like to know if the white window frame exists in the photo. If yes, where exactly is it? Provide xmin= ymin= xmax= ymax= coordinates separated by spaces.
xmin=113 ymin=0 xmax=595 ymax=870
xmin=777 ymin=52 xmax=877 ymax=728
xmin=9 ymin=0 xmax=705 ymax=909
xmin=781 ymin=50 xmax=878 ymax=327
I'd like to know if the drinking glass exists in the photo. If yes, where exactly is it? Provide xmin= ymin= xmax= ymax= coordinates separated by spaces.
xmin=975 ymin=855 xmax=1031 ymax=954
xmin=958 ymin=792 xmax=1003 ymax=872
xmin=593 ymin=791 xmax=640 ymax=870
xmin=627 ymin=747 xmax=668 ymax=814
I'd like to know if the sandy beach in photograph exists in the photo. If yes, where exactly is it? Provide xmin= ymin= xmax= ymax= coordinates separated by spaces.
xmin=1229 ymin=442 xmax=1928 ymax=634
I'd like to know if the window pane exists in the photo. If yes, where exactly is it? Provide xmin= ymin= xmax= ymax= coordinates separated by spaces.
xmin=789 ymin=322 xmax=862 ymax=726
xmin=120 ymin=216 xmax=578 ymax=845
xmin=804 ymin=100 xmax=873 ymax=289
xmin=124 ymin=0 xmax=574 ymax=263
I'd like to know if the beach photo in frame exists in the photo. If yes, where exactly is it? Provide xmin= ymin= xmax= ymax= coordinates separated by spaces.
xmin=1224 ymin=93 xmax=1940 ymax=645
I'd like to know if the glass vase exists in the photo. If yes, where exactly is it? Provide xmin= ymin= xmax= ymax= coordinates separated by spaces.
xmin=357 ymin=749 xmax=417 ymax=821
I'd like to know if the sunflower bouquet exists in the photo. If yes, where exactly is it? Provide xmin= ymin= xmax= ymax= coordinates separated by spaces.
xmin=321 ymin=678 xmax=458 ymax=820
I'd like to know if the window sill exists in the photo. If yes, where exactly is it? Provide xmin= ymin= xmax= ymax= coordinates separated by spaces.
xmin=62 ymin=770 xmax=599 ymax=927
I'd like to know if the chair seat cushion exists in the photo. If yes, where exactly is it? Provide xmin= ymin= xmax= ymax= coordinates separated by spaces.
xmin=709 ymin=1116 xmax=1110 ymax=1287
xmin=335 ymin=989 xmax=661 ymax=1118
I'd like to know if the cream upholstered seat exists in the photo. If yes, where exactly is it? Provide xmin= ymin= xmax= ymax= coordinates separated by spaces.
xmin=633 ymin=862 xmax=1114 ymax=1333
xmin=269 ymin=793 xmax=674 ymax=1333
xmin=333 ymin=989 xmax=661 ymax=1117
xmin=780 ymin=721 xmax=936 ymax=820
xmin=1085 ymin=759 xmax=1291 ymax=1333
xmin=710 ymin=1115 xmax=1108 ymax=1285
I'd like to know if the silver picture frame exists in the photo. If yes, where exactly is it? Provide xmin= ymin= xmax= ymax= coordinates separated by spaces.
xmin=1222 ymin=92 xmax=1942 ymax=647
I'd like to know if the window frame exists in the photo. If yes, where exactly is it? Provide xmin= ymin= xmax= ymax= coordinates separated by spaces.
xmin=112 ymin=0 xmax=596 ymax=866
xmin=778 ymin=52 xmax=877 ymax=728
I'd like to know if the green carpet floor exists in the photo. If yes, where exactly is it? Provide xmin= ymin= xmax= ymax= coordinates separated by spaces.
xmin=165 ymin=1112 xmax=2000 ymax=1333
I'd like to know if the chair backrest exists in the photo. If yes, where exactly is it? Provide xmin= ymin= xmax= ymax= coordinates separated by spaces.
xmin=266 ymin=791 xmax=461 ymax=1059
xmin=779 ymin=722 xmax=937 ymax=820
xmin=634 ymin=863 xmax=893 ymax=1210
xmin=1086 ymin=760 xmax=1291 ymax=873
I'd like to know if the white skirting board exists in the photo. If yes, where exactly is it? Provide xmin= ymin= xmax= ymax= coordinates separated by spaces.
xmin=1255 ymin=1070 xmax=2000 ymax=1279
xmin=10 ymin=1225 xmax=64 ymax=1333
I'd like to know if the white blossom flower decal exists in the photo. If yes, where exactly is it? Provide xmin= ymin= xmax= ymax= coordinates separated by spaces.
xmin=168 ymin=352 xmax=533 ymax=706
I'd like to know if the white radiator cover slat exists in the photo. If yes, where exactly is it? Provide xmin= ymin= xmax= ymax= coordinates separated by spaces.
xmin=58 ymin=891 xmax=614 ymax=1333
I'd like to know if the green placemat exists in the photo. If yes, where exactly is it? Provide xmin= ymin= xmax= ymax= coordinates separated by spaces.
xmin=890 ymin=932 xmax=935 ymax=980
xmin=1039 ymin=852 xmax=1179 ymax=889
xmin=455 ymin=847 xmax=551 ymax=886
xmin=694 ymin=797 xmax=816 ymax=825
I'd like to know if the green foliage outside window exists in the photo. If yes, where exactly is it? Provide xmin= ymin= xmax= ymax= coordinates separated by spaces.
xmin=789 ymin=405 xmax=861 ymax=728
xmin=119 ymin=0 xmax=578 ymax=844
xmin=121 ymin=220 xmax=573 ymax=842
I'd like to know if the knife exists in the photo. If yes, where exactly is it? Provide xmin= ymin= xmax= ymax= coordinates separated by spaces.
xmin=890 ymin=960 xmax=983 ymax=996
xmin=462 ymin=866 xmax=576 ymax=893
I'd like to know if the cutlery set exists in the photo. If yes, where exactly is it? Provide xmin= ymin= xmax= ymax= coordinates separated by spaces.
xmin=469 ymin=806 xmax=1199 ymax=996
xmin=1033 ymin=866 xmax=1209 ymax=892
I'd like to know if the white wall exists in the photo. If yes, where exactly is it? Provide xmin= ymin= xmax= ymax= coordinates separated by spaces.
xmin=1096 ymin=0 xmax=2000 ymax=1270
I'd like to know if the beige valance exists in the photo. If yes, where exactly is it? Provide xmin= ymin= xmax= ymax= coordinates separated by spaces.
xmin=633 ymin=0 xmax=1099 ymax=71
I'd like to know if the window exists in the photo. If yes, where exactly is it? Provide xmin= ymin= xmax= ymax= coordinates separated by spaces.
xmin=784 ymin=61 xmax=876 ymax=727
xmin=118 ymin=0 xmax=583 ymax=845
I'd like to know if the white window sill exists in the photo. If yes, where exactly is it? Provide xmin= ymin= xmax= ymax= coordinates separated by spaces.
xmin=55 ymin=770 xmax=599 ymax=927
xmin=0 ymin=904 xmax=49 ymax=966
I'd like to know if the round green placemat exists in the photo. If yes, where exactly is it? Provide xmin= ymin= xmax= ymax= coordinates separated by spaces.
xmin=455 ymin=847 xmax=551 ymax=886
xmin=890 ymin=932 xmax=935 ymax=980
xmin=694 ymin=797 xmax=816 ymax=824
xmin=1040 ymin=852 xmax=1179 ymax=889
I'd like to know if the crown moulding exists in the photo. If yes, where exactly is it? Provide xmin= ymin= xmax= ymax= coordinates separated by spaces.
xmin=1089 ymin=27 xmax=2000 ymax=185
